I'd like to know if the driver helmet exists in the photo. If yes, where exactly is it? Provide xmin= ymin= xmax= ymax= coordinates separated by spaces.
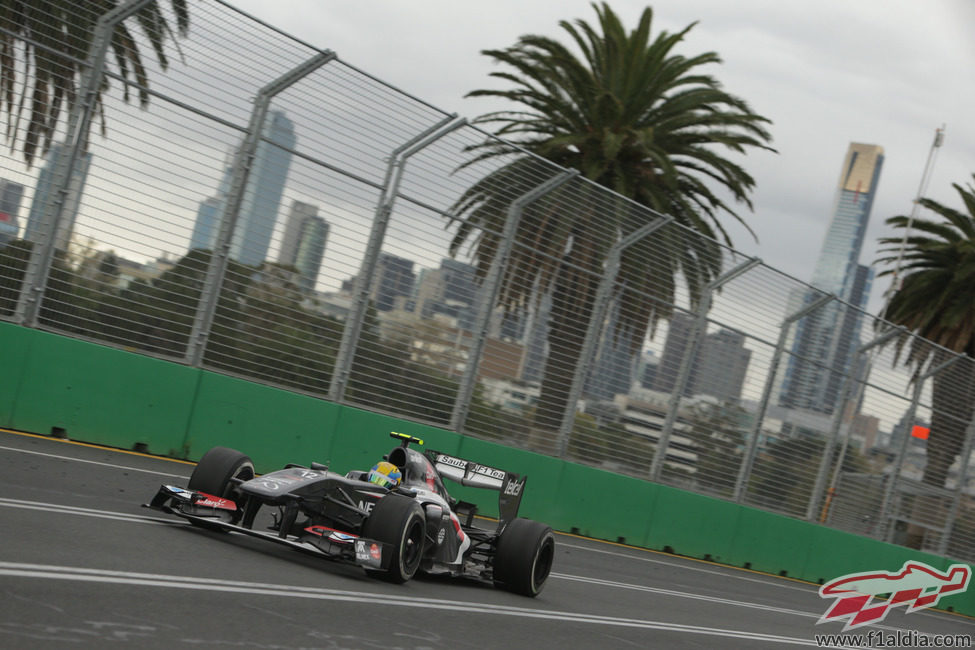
xmin=368 ymin=461 xmax=402 ymax=488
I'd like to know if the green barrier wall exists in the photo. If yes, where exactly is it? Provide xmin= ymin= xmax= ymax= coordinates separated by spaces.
xmin=2 ymin=321 xmax=973 ymax=616
xmin=0 ymin=321 xmax=33 ymax=428
xmin=185 ymin=371 xmax=342 ymax=471
xmin=1 ymin=324 xmax=197 ymax=455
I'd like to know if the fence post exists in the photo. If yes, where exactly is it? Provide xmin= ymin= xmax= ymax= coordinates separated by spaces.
xmin=327 ymin=115 xmax=465 ymax=402
xmin=880 ymin=351 xmax=964 ymax=542
xmin=807 ymin=325 xmax=902 ymax=521
xmin=650 ymin=257 xmax=761 ymax=482
xmin=186 ymin=51 xmax=336 ymax=366
xmin=555 ymin=214 xmax=674 ymax=457
xmin=14 ymin=0 xmax=154 ymax=327
xmin=449 ymin=169 xmax=578 ymax=432
xmin=734 ymin=292 xmax=834 ymax=502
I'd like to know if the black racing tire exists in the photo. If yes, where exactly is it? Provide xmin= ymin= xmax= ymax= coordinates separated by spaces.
xmin=361 ymin=493 xmax=425 ymax=584
xmin=493 ymin=518 xmax=555 ymax=597
xmin=187 ymin=446 xmax=254 ymax=529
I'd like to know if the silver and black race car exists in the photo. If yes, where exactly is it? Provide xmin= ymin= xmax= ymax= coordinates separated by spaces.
xmin=145 ymin=432 xmax=555 ymax=596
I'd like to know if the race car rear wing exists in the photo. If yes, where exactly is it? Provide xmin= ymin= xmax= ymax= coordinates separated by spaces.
xmin=425 ymin=450 xmax=526 ymax=531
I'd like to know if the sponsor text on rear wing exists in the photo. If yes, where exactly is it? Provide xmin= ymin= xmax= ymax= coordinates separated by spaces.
xmin=426 ymin=450 xmax=526 ymax=530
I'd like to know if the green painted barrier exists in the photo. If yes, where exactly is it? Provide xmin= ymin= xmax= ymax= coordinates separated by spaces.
xmin=185 ymin=371 xmax=341 ymax=472
xmin=731 ymin=507 xmax=815 ymax=576
xmin=648 ymin=485 xmax=743 ymax=564
xmin=1 ymin=323 xmax=197 ymax=455
xmin=0 ymin=321 xmax=33 ymax=428
xmin=3 ymin=321 xmax=974 ymax=617
xmin=553 ymin=461 xmax=656 ymax=545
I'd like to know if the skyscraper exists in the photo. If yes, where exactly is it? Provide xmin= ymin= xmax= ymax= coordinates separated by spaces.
xmin=651 ymin=311 xmax=751 ymax=402
xmin=24 ymin=144 xmax=92 ymax=251
xmin=189 ymin=197 xmax=222 ymax=252
xmin=694 ymin=328 xmax=752 ymax=403
xmin=373 ymin=253 xmax=416 ymax=312
xmin=190 ymin=110 xmax=295 ymax=266
xmin=779 ymin=143 xmax=884 ymax=415
xmin=277 ymin=200 xmax=328 ymax=293
xmin=0 ymin=179 xmax=24 ymax=246
xmin=414 ymin=258 xmax=479 ymax=329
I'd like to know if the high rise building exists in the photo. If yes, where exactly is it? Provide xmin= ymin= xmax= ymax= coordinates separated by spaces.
xmin=779 ymin=143 xmax=884 ymax=415
xmin=0 ymin=179 xmax=24 ymax=246
xmin=25 ymin=144 xmax=92 ymax=251
xmin=651 ymin=311 xmax=751 ymax=402
xmin=277 ymin=200 xmax=328 ymax=293
xmin=189 ymin=197 xmax=222 ymax=252
xmin=414 ymin=259 xmax=479 ymax=329
xmin=694 ymin=328 xmax=752 ymax=403
xmin=278 ymin=201 xmax=316 ymax=267
xmin=190 ymin=110 xmax=295 ymax=266
xmin=373 ymin=253 xmax=416 ymax=312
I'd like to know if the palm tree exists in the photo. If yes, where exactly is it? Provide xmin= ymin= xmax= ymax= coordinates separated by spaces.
xmin=448 ymin=3 xmax=773 ymax=438
xmin=0 ymin=0 xmax=188 ymax=166
xmin=876 ymin=175 xmax=975 ymax=490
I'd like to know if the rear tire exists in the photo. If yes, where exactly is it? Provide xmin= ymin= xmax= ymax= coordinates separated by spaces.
xmin=362 ymin=494 xmax=425 ymax=583
xmin=187 ymin=446 xmax=254 ymax=529
xmin=493 ymin=518 xmax=555 ymax=597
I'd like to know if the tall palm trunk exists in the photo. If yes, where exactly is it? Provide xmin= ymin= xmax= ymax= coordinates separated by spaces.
xmin=531 ymin=230 xmax=602 ymax=449
xmin=904 ymin=349 xmax=975 ymax=549
xmin=926 ymin=354 xmax=975 ymax=487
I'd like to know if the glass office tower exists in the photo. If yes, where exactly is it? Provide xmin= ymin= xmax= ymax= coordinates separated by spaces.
xmin=190 ymin=110 xmax=295 ymax=267
xmin=779 ymin=143 xmax=884 ymax=415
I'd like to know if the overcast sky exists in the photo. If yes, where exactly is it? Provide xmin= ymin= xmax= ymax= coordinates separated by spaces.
xmin=230 ymin=0 xmax=974 ymax=314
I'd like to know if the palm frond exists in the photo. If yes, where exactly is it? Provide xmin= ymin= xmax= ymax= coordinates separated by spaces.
xmin=2 ymin=0 xmax=188 ymax=166
xmin=877 ymin=175 xmax=975 ymax=367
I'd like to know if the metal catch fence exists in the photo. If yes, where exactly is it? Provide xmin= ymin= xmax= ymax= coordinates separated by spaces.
xmin=1 ymin=0 xmax=974 ymax=560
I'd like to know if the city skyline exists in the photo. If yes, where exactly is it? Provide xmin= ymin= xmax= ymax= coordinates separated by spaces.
xmin=651 ymin=311 xmax=752 ymax=404
xmin=234 ymin=1 xmax=973 ymax=319
xmin=189 ymin=110 xmax=296 ymax=267
xmin=779 ymin=143 xmax=884 ymax=416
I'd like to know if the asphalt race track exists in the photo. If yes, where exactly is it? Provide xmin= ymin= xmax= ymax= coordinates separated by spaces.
xmin=1 ymin=429 xmax=973 ymax=649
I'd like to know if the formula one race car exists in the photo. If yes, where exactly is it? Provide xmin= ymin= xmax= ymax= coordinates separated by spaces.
xmin=145 ymin=432 xmax=555 ymax=596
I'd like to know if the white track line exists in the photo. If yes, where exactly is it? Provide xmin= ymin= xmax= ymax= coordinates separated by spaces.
xmin=0 ymin=562 xmax=841 ymax=647
xmin=0 ymin=444 xmax=189 ymax=478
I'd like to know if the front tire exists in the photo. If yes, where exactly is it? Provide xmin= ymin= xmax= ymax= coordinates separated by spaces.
xmin=187 ymin=446 xmax=254 ymax=529
xmin=493 ymin=518 xmax=555 ymax=597
xmin=362 ymin=494 xmax=425 ymax=583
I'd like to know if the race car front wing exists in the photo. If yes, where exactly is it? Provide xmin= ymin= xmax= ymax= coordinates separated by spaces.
xmin=144 ymin=484 xmax=392 ymax=571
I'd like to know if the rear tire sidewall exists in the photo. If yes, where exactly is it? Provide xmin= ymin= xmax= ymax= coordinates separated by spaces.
xmin=362 ymin=494 xmax=425 ymax=583
xmin=493 ymin=518 xmax=555 ymax=597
